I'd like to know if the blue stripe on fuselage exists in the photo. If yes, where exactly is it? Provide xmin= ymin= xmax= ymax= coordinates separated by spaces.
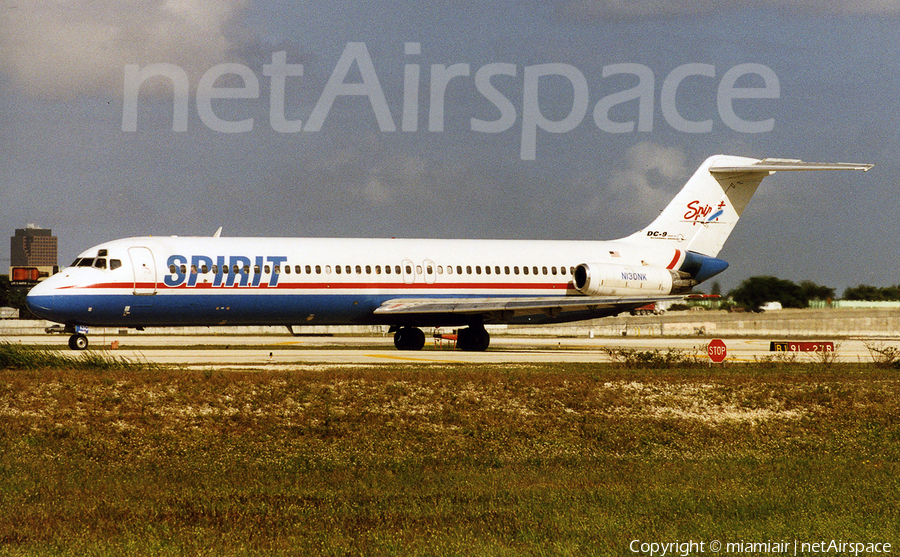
xmin=26 ymin=291 xmax=603 ymax=328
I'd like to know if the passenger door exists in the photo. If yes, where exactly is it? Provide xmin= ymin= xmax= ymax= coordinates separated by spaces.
xmin=128 ymin=247 xmax=157 ymax=295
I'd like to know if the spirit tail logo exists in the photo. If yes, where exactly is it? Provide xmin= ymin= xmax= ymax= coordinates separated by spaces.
xmin=684 ymin=200 xmax=726 ymax=225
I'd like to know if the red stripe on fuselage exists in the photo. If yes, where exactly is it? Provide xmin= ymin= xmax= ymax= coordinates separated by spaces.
xmin=666 ymin=250 xmax=682 ymax=270
xmin=80 ymin=280 xmax=577 ymax=292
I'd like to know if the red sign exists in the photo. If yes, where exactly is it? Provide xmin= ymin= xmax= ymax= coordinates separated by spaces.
xmin=770 ymin=341 xmax=834 ymax=352
xmin=708 ymin=339 xmax=727 ymax=363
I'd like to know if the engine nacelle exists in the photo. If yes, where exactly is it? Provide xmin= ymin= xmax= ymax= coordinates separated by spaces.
xmin=573 ymin=263 xmax=696 ymax=296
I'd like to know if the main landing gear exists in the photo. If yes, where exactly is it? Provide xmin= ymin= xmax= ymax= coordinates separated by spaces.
xmin=391 ymin=325 xmax=490 ymax=352
xmin=393 ymin=326 xmax=426 ymax=351
xmin=456 ymin=325 xmax=490 ymax=352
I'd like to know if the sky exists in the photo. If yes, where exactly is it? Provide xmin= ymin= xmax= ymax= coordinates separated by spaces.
xmin=1 ymin=0 xmax=897 ymax=296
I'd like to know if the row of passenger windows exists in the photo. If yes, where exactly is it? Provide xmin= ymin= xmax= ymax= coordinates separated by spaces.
xmin=170 ymin=262 xmax=576 ymax=277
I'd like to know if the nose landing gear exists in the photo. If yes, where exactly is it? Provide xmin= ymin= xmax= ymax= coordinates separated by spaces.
xmin=68 ymin=333 xmax=89 ymax=350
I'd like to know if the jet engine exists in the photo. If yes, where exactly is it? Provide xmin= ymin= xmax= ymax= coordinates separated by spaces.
xmin=573 ymin=263 xmax=696 ymax=297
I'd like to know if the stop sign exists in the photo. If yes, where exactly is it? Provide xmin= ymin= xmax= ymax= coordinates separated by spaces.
xmin=708 ymin=339 xmax=727 ymax=363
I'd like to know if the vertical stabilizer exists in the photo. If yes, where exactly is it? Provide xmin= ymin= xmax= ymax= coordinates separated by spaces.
xmin=626 ymin=155 xmax=872 ymax=257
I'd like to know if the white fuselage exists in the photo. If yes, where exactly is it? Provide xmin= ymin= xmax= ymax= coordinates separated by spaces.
xmin=26 ymin=235 xmax=692 ymax=328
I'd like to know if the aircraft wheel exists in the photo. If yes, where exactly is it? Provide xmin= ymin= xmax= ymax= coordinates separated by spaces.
xmin=457 ymin=326 xmax=490 ymax=352
xmin=393 ymin=327 xmax=425 ymax=350
xmin=68 ymin=333 xmax=88 ymax=351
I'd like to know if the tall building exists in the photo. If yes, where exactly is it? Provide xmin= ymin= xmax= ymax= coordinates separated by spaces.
xmin=9 ymin=225 xmax=58 ymax=284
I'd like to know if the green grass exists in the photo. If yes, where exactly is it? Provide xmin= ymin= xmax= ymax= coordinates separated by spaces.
xmin=0 ymin=342 xmax=152 ymax=372
xmin=0 ymin=361 xmax=897 ymax=555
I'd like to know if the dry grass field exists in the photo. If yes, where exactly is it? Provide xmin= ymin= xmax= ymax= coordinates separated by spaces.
xmin=0 ymin=344 xmax=898 ymax=555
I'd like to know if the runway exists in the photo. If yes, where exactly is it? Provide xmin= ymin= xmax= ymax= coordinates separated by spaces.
xmin=3 ymin=332 xmax=889 ymax=367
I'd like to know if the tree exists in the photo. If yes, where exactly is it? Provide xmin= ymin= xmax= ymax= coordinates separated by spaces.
xmin=728 ymin=276 xmax=809 ymax=312
xmin=799 ymin=280 xmax=835 ymax=302
xmin=844 ymin=284 xmax=900 ymax=301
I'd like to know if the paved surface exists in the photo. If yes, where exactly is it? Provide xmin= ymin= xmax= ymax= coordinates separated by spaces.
xmin=2 ymin=332 xmax=889 ymax=367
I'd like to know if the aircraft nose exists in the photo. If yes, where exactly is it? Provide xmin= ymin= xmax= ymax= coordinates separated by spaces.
xmin=25 ymin=278 xmax=63 ymax=320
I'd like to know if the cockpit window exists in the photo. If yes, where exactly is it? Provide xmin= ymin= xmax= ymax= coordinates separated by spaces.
xmin=74 ymin=258 xmax=95 ymax=267
xmin=110 ymin=259 xmax=122 ymax=270
xmin=93 ymin=258 xmax=107 ymax=269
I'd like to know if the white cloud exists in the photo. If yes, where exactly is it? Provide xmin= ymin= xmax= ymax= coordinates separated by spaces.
xmin=0 ymin=0 xmax=250 ymax=98
xmin=584 ymin=142 xmax=688 ymax=224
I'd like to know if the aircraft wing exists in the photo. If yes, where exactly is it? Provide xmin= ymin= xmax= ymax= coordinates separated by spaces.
xmin=374 ymin=295 xmax=683 ymax=319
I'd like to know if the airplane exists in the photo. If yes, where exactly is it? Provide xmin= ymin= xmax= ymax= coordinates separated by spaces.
xmin=25 ymin=154 xmax=872 ymax=351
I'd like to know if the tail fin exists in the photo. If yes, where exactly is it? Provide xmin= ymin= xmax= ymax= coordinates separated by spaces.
xmin=627 ymin=155 xmax=873 ymax=257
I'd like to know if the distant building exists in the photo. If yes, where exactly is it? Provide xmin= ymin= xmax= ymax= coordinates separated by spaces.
xmin=9 ymin=225 xmax=58 ymax=285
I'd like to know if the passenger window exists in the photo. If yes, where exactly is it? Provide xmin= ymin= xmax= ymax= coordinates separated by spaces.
xmin=406 ymin=265 xmax=413 ymax=275
xmin=356 ymin=265 xmax=362 ymax=274
xmin=416 ymin=265 xmax=422 ymax=274
xmin=254 ymin=265 xmax=261 ymax=274
xmin=325 ymin=265 xmax=331 ymax=274
xmin=523 ymin=266 xmax=529 ymax=275
xmin=212 ymin=265 xmax=219 ymax=274
xmin=437 ymin=266 xmax=442 ymax=274
xmin=551 ymin=267 xmax=557 ymax=275
xmin=533 ymin=266 xmax=539 ymax=275
xmin=514 ymin=266 xmax=519 ymax=275
xmin=476 ymin=266 xmax=482 ymax=275
xmin=345 ymin=265 xmax=351 ymax=274
xmin=445 ymin=266 xmax=451 ymax=275
xmin=504 ymin=266 xmax=510 ymax=275
xmin=190 ymin=265 xmax=198 ymax=274
xmin=296 ymin=265 xmax=302 ymax=274
xmin=365 ymin=265 xmax=371 ymax=274
xmin=375 ymin=265 xmax=382 ymax=274
xmin=384 ymin=265 xmax=391 ymax=275
xmin=315 ymin=265 xmax=321 ymax=274
xmin=457 ymin=265 xmax=463 ymax=274
xmin=201 ymin=264 xmax=209 ymax=273
xmin=335 ymin=266 xmax=342 ymax=274
xmin=485 ymin=266 xmax=491 ymax=275
xmin=264 ymin=265 xmax=270 ymax=273
xmin=306 ymin=265 xmax=312 ymax=274
xmin=274 ymin=266 xmax=280 ymax=274
xmin=181 ymin=265 xmax=188 ymax=274
xmin=466 ymin=266 xmax=472 ymax=274
xmin=395 ymin=265 xmax=402 ymax=274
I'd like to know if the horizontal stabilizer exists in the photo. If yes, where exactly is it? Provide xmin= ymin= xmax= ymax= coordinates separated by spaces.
xmin=709 ymin=158 xmax=874 ymax=174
